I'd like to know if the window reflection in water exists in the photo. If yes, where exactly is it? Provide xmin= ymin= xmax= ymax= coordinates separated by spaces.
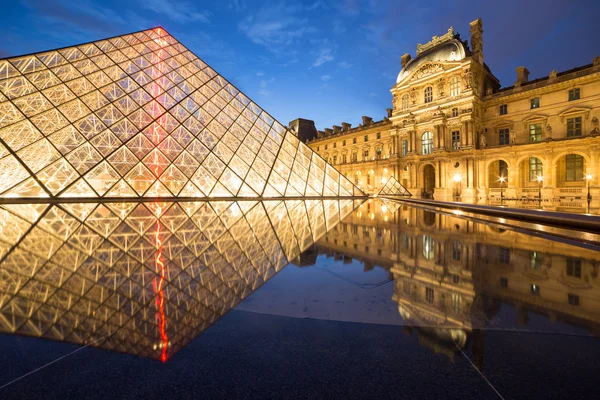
xmin=313 ymin=200 xmax=600 ymax=361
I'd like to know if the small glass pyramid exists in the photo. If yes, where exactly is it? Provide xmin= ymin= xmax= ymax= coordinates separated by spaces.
xmin=0 ymin=27 xmax=364 ymax=199
xmin=378 ymin=176 xmax=411 ymax=196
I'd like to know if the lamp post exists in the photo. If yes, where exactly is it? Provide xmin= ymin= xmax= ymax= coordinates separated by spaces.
xmin=586 ymin=174 xmax=592 ymax=214
xmin=499 ymin=176 xmax=506 ymax=206
xmin=536 ymin=175 xmax=543 ymax=209
xmin=453 ymin=173 xmax=462 ymax=202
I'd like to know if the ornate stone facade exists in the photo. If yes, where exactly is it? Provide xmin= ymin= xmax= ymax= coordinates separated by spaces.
xmin=307 ymin=18 xmax=600 ymax=213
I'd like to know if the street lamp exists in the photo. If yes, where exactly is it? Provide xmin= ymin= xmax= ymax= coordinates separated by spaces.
xmin=453 ymin=173 xmax=462 ymax=202
xmin=536 ymin=175 xmax=543 ymax=209
xmin=499 ymin=176 xmax=506 ymax=206
xmin=586 ymin=174 xmax=592 ymax=214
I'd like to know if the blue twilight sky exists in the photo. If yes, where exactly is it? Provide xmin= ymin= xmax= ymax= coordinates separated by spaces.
xmin=2 ymin=0 xmax=600 ymax=130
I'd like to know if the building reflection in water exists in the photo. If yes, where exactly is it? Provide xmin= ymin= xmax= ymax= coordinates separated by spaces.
xmin=0 ymin=199 xmax=358 ymax=361
xmin=313 ymin=199 xmax=600 ymax=363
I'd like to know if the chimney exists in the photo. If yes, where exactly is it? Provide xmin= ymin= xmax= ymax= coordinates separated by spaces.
xmin=324 ymin=128 xmax=333 ymax=136
xmin=386 ymin=108 xmax=393 ymax=118
xmin=362 ymin=116 xmax=373 ymax=126
xmin=341 ymin=122 xmax=352 ymax=132
xmin=332 ymin=125 xmax=342 ymax=134
xmin=469 ymin=18 xmax=484 ymax=64
xmin=401 ymin=53 xmax=412 ymax=69
xmin=515 ymin=66 xmax=530 ymax=87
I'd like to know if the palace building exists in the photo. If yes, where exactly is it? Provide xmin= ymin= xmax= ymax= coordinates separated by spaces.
xmin=305 ymin=19 xmax=600 ymax=213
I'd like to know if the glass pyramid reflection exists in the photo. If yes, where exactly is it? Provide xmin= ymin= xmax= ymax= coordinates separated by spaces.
xmin=0 ymin=27 xmax=364 ymax=199
xmin=378 ymin=176 xmax=411 ymax=196
xmin=0 ymin=199 xmax=359 ymax=361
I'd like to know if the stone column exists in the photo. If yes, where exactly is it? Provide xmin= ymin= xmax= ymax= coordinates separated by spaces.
xmin=461 ymin=121 xmax=468 ymax=147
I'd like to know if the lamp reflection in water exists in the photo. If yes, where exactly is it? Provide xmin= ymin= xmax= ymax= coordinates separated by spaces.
xmin=0 ymin=199 xmax=356 ymax=361
xmin=586 ymin=174 xmax=593 ymax=214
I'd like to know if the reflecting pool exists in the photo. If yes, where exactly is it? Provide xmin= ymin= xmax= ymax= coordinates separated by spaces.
xmin=1 ymin=199 xmax=599 ymax=399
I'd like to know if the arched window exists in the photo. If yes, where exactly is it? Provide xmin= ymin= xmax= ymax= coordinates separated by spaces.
xmin=401 ymin=94 xmax=409 ymax=110
xmin=450 ymin=76 xmax=460 ymax=96
xmin=424 ymin=86 xmax=433 ymax=103
xmin=528 ymin=157 xmax=543 ymax=182
xmin=421 ymin=131 xmax=434 ymax=155
xmin=566 ymin=154 xmax=584 ymax=181
xmin=422 ymin=235 xmax=435 ymax=260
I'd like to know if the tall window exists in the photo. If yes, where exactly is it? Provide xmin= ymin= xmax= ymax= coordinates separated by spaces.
xmin=499 ymin=160 xmax=508 ymax=180
xmin=422 ymin=235 xmax=435 ymax=260
xmin=530 ymin=97 xmax=540 ymax=109
xmin=343 ymin=140 xmax=346 ymax=146
xmin=499 ymin=247 xmax=510 ymax=264
xmin=401 ymin=94 xmax=409 ymax=110
xmin=452 ymin=131 xmax=460 ymax=150
xmin=375 ymin=147 xmax=382 ymax=160
xmin=529 ymin=123 xmax=542 ymax=142
xmin=376 ymin=132 xmax=381 ymax=139
xmin=426 ymin=287 xmax=434 ymax=304
xmin=452 ymin=107 xmax=459 ymax=117
xmin=530 ymin=251 xmax=543 ymax=270
xmin=529 ymin=157 xmax=543 ymax=181
xmin=402 ymin=140 xmax=408 ymax=156
xmin=324 ymin=144 xmax=327 ymax=150
xmin=421 ymin=131 xmax=434 ymax=155
xmin=452 ymin=241 xmax=461 ymax=261
xmin=424 ymin=86 xmax=433 ymax=103
xmin=499 ymin=128 xmax=510 ymax=145
xmin=499 ymin=104 xmax=507 ymax=115
xmin=567 ymin=117 xmax=582 ymax=137
xmin=333 ymin=155 xmax=337 ymax=164
xmin=566 ymin=154 xmax=584 ymax=181
xmin=450 ymin=76 xmax=460 ymax=96
xmin=364 ymin=135 xmax=368 ymax=142
xmin=568 ymin=88 xmax=580 ymax=101
xmin=351 ymin=152 xmax=357 ymax=162
xmin=353 ymin=137 xmax=357 ymax=144
xmin=333 ymin=142 xmax=336 ymax=148
xmin=451 ymin=293 xmax=461 ymax=313
xmin=567 ymin=258 xmax=582 ymax=278
xmin=363 ymin=149 xmax=369 ymax=159
xmin=342 ymin=154 xmax=347 ymax=164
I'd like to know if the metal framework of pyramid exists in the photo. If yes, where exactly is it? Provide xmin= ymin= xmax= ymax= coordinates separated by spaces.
xmin=378 ymin=176 xmax=411 ymax=196
xmin=0 ymin=27 xmax=364 ymax=199
xmin=0 ymin=199 xmax=357 ymax=360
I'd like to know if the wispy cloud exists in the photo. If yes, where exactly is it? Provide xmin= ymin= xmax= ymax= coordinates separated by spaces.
xmin=228 ymin=0 xmax=247 ymax=12
xmin=338 ymin=61 xmax=353 ymax=69
xmin=140 ymin=0 xmax=211 ymax=23
xmin=256 ymin=71 xmax=265 ymax=77
xmin=258 ymin=77 xmax=275 ymax=96
xmin=321 ymin=75 xmax=331 ymax=81
xmin=239 ymin=1 xmax=317 ymax=50
xmin=312 ymin=47 xmax=334 ymax=67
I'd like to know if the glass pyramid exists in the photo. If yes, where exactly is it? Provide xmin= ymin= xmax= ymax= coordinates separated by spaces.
xmin=378 ymin=176 xmax=411 ymax=196
xmin=0 ymin=199 xmax=357 ymax=361
xmin=0 ymin=27 xmax=364 ymax=199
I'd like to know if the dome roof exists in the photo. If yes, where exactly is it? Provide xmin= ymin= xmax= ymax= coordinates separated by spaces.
xmin=396 ymin=39 xmax=467 ymax=84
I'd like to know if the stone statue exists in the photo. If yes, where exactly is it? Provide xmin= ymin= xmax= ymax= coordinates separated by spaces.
xmin=591 ymin=116 xmax=600 ymax=134
xmin=437 ymin=77 xmax=446 ymax=97
xmin=462 ymin=69 xmax=472 ymax=90
xmin=409 ymin=88 xmax=417 ymax=105
xmin=479 ymin=132 xmax=487 ymax=148
xmin=509 ymin=128 xmax=516 ymax=144
xmin=543 ymin=124 xmax=552 ymax=140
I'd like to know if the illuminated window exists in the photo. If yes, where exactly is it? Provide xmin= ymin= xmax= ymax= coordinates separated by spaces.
xmin=499 ymin=128 xmax=510 ymax=145
xmin=530 ymin=251 xmax=543 ymax=270
xmin=531 ymin=284 xmax=540 ymax=296
xmin=529 ymin=123 xmax=542 ymax=142
xmin=401 ymin=94 xmax=409 ymax=110
xmin=422 ymin=235 xmax=434 ymax=260
xmin=530 ymin=97 xmax=540 ymax=109
xmin=452 ymin=107 xmax=459 ymax=117
xmin=402 ymin=140 xmax=408 ymax=156
xmin=499 ymin=104 xmax=507 ymax=115
xmin=421 ymin=131 xmax=433 ymax=155
xmin=451 ymin=131 xmax=460 ymax=150
xmin=424 ymin=86 xmax=433 ymax=103
xmin=567 ymin=117 xmax=582 ymax=137
xmin=450 ymin=76 xmax=460 ymax=96
xmin=568 ymin=88 xmax=580 ymax=101
xmin=566 ymin=154 xmax=584 ymax=181
xmin=529 ymin=157 xmax=543 ymax=182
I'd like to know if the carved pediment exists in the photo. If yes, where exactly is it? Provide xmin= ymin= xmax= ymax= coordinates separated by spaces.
xmin=522 ymin=114 xmax=548 ymax=129
xmin=492 ymin=119 xmax=514 ymax=133
xmin=558 ymin=106 xmax=591 ymax=123
xmin=409 ymin=63 xmax=444 ymax=82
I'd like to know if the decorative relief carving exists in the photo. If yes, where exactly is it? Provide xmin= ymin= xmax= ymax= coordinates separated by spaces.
xmin=433 ymin=106 xmax=445 ymax=118
xmin=437 ymin=77 xmax=446 ymax=97
xmin=410 ymin=88 xmax=417 ymax=105
xmin=411 ymin=63 xmax=444 ymax=81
